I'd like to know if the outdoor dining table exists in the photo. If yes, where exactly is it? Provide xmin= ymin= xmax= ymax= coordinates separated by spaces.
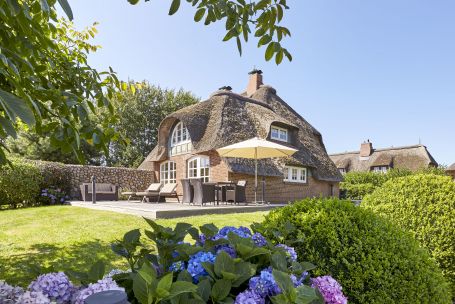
xmin=204 ymin=181 xmax=236 ymax=205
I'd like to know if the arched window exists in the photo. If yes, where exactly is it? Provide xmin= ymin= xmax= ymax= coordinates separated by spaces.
xmin=187 ymin=156 xmax=210 ymax=182
xmin=170 ymin=121 xmax=193 ymax=156
xmin=160 ymin=161 xmax=176 ymax=184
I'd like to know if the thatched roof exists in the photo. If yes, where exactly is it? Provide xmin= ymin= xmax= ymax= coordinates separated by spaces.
xmin=330 ymin=145 xmax=437 ymax=172
xmin=447 ymin=163 xmax=455 ymax=172
xmin=139 ymin=85 xmax=342 ymax=182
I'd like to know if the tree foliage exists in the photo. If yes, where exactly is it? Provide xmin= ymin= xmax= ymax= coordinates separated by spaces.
xmin=106 ymin=82 xmax=199 ymax=167
xmin=0 ymin=0 xmax=119 ymax=165
xmin=128 ymin=0 xmax=293 ymax=64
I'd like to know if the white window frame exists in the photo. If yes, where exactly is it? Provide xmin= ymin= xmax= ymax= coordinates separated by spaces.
xmin=170 ymin=122 xmax=193 ymax=156
xmin=339 ymin=168 xmax=346 ymax=175
xmin=271 ymin=126 xmax=288 ymax=142
xmin=160 ymin=161 xmax=176 ymax=184
xmin=187 ymin=156 xmax=210 ymax=183
xmin=372 ymin=166 xmax=388 ymax=173
xmin=284 ymin=166 xmax=307 ymax=183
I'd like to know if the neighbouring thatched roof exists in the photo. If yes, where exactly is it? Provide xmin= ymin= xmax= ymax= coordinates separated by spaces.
xmin=447 ymin=163 xmax=455 ymax=172
xmin=330 ymin=145 xmax=437 ymax=172
xmin=140 ymin=85 xmax=342 ymax=182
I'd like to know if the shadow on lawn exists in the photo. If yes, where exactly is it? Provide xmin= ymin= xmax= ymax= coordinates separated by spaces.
xmin=1 ymin=239 xmax=128 ymax=287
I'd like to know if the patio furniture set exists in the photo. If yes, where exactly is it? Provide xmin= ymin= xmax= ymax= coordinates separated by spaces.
xmin=121 ymin=179 xmax=247 ymax=206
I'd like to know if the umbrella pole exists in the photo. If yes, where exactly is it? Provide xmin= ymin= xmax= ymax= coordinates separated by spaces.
xmin=255 ymin=149 xmax=258 ymax=204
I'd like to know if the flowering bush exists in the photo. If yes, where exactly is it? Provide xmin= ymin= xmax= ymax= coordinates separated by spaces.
xmin=0 ymin=271 xmax=124 ymax=304
xmin=2 ymin=220 xmax=347 ymax=303
xmin=107 ymin=219 xmax=347 ymax=303
xmin=39 ymin=187 xmax=70 ymax=205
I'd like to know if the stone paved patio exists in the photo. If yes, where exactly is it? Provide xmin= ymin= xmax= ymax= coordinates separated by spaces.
xmin=70 ymin=200 xmax=285 ymax=219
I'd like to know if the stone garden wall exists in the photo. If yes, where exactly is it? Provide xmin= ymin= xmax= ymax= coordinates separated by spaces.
xmin=33 ymin=160 xmax=155 ymax=199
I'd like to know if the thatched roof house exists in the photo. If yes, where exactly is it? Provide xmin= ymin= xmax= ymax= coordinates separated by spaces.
xmin=139 ymin=71 xmax=341 ymax=202
xmin=330 ymin=141 xmax=437 ymax=174
xmin=447 ymin=163 xmax=455 ymax=180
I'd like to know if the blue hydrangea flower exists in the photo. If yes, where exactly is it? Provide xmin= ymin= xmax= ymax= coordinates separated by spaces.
xmin=197 ymin=233 xmax=207 ymax=246
xmin=290 ymin=271 xmax=308 ymax=287
xmin=311 ymin=276 xmax=347 ymax=304
xmin=17 ymin=291 xmax=51 ymax=304
xmin=169 ymin=261 xmax=186 ymax=272
xmin=235 ymin=289 xmax=265 ymax=304
xmin=275 ymin=244 xmax=298 ymax=262
xmin=0 ymin=280 xmax=24 ymax=303
xmin=252 ymin=233 xmax=267 ymax=247
xmin=249 ymin=268 xmax=281 ymax=297
xmin=218 ymin=226 xmax=252 ymax=238
xmin=28 ymin=272 xmax=74 ymax=304
xmin=72 ymin=278 xmax=124 ymax=304
xmin=187 ymin=251 xmax=216 ymax=282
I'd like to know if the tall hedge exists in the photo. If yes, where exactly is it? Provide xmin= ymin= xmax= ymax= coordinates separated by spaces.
xmin=340 ymin=167 xmax=446 ymax=199
xmin=258 ymin=198 xmax=451 ymax=303
xmin=0 ymin=158 xmax=43 ymax=208
xmin=363 ymin=174 xmax=455 ymax=296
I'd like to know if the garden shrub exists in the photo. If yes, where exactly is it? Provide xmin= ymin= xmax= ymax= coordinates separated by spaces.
xmin=258 ymin=198 xmax=452 ymax=303
xmin=340 ymin=167 xmax=446 ymax=199
xmin=363 ymin=174 xmax=455 ymax=296
xmin=0 ymin=158 xmax=43 ymax=209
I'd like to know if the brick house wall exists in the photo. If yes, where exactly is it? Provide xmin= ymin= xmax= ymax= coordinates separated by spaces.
xmin=155 ymin=150 xmax=339 ymax=202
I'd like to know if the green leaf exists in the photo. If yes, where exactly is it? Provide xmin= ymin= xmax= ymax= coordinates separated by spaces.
xmin=258 ymin=34 xmax=272 ymax=46
xmin=0 ymin=90 xmax=35 ymax=126
xmin=132 ymin=273 xmax=150 ymax=304
xmin=0 ymin=116 xmax=17 ymax=138
xmin=88 ymin=260 xmax=105 ymax=282
xmin=214 ymin=251 xmax=235 ymax=277
xmin=40 ymin=0 xmax=50 ymax=14
xmin=157 ymin=273 xmax=173 ymax=293
xmin=194 ymin=8 xmax=206 ymax=22
xmin=236 ymin=37 xmax=242 ymax=56
xmin=211 ymin=279 xmax=231 ymax=301
xmin=57 ymin=0 xmax=73 ymax=20
xmin=295 ymin=285 xmax=320 ymax=304
xmin=265 ymin=42 xmax=277 ymax=61
xmin=271 ymin=252 xmax=287 ymax=271
xmin=128 ymin=0 xmax=140 ymax=4
xmin=124 ymin=228 xmax=141 ymax=244
xmin=197 ymin=279 xmax=212 ymax=302
xmin=275 ymin=49 xmax=284 ymax=65
xmin=166 ymin=281 xmax=198 ymax=299
xmin=272 ymin=269 xmax=296 ymax=301
xmin=168 ymin=0 xmax=181 ymax=15
xmin=200 ymin=223 xmax=218 ymax=238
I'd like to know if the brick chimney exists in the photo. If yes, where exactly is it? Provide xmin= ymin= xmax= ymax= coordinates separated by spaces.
xmin=246 ymin=69 xmax=263 ymax=96
xmin=360 ymin=140 xmax=373 ymax=157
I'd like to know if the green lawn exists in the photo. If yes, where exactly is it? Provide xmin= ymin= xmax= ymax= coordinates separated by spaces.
xmin=0 ymin=206 xmax=267 ymax=286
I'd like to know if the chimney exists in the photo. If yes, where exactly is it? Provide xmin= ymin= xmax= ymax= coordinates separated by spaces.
xmin=246 ymin=69 xmax=263 ymax=96
xmin=360 ymin=140 xmax=373 ymax=157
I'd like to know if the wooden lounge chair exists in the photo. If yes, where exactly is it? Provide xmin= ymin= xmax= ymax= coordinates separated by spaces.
xmin=124 ymin=183 xmax=162 ymax=202
xmin=138 ymin=183 xmax=179 ymax=204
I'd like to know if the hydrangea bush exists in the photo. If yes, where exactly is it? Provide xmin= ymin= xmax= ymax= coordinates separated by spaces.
xmin=1 ymin=219 xmax=347 ymax=303
xmin=39 ymin=187 xmax=70 ymax=205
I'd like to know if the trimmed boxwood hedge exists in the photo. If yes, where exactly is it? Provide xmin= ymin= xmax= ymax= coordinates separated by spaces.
xmin=258 ymin=198 xmax=452 ymax=303
xmin=363 ymin=174 xmax=455 ymax=297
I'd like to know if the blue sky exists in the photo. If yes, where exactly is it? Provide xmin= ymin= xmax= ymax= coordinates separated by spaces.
xmin=66 ymin=1 xmax=455 ymax=165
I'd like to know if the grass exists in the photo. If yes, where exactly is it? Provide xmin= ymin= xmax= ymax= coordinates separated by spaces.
xmin=0 ymin=205 xmax=267 ymax=286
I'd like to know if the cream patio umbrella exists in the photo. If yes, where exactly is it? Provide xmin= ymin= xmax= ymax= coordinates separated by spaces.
xmin=217 ymin=137 xmax=298 ymax=204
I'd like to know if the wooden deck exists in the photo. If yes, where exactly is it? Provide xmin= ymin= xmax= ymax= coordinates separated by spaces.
xmin=70 ymin=200 xmax=285 ymax=219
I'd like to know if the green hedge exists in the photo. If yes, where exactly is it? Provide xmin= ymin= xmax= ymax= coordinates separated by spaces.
xmin=340 ymin=167 xmax=446 ymax=199
xmin=363 ymin=174 xmax=455 ymax=296
xmin=258 ymin=198 xmax=452 ymax=303
xmin=0 ymin=158 xmax=43 ymax=208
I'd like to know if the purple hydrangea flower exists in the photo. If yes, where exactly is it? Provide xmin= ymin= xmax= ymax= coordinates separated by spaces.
xmin=187 ymin=251 xmax=216 ymax=282
xmin=275 ymin=244 xmax=298 ymax=262
xmin=249 ymin=268 xmax=281 ymax=297
xmin=235 ymin=289 xmax=265 ymax=304
xmin=28 ymin=272 xmax=74 ymax=303
xmin=16 ymin=291 xmax=51 ymax=304
xmin=0 ymin=280 xmax=24 ymax=303
xmin=311 ymin=276 xmax=348 ymax=304
xmin=72 ymin=278 xmax=124 ymax=304
xmin=103 ymin=269 xmax=127 ymax=279
xmin=252 ymin=233 xmax=267 ymax=247
xmin=216 ymin=244 xmax=237 ymax=258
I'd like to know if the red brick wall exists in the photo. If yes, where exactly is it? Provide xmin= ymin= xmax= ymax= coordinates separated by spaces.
xmin=228 ymin=173 xmax=339 ymax=203
xmin=155 ymin=150 xmax=339 ymax=202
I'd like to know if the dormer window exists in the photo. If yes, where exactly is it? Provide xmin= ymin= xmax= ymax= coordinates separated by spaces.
xmin=338 ymin=168 xmax=347 ymax=175
xmin=271 ymin=126 xmax=288 ymax=142
xmin=170 ymin=121 xmax=193 ymax=156
xmin=372 ymin=166 xmax=388 ymax=173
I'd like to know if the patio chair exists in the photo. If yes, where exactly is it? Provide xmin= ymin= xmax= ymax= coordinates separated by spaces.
xmin=132 ymin=183 xmax=162 ymax=203
xmin=157 ymin=183 xmax=180 ymax=204
xmin=190 ymin=178 xmax=215 ymax=206
xmin=181 ymin=178 xmax=194 ymax=204
xmin=80 ymin=183 xmax=119 ymax=201
xmin=225 ymin=180 xmax=247 ymax=204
